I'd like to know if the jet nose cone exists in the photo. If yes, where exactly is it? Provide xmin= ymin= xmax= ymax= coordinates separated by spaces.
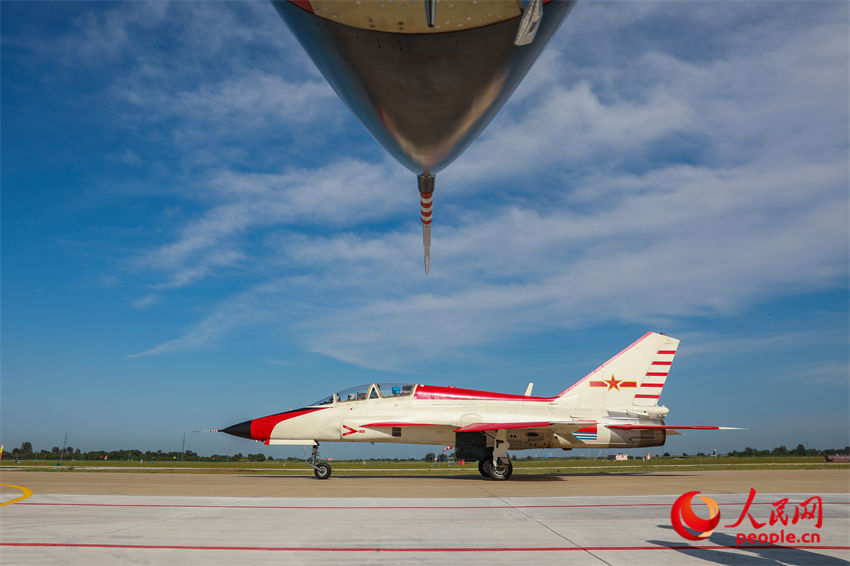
xmin=273 ymin=0 xmax=575 ymax=174
xmin=221 ymin=420 xmax=252 ymax=439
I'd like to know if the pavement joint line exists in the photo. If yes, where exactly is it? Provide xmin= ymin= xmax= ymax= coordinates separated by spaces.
xmin=480 ymin=486 xmax=615 ymax=565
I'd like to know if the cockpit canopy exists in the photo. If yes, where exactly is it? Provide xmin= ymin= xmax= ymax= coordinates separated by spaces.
xmin=310 ymin=383 xmax=416 ymax=406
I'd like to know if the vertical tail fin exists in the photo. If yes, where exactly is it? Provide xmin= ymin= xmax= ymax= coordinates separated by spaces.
xmin=554 ymin=332 xmax=679 ymax=410
xmin=632 ymin=341 xmax=678 ymax=406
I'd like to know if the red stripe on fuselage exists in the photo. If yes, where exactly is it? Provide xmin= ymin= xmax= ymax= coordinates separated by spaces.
xmin=414 ymin=385 xmax=552 ymax=402
xmin=363 ymin=422 xmax=440 ymax=428
xmin=251 ymin=408 xmax=328 ymax=440
xmin=607 ymin=425 xmax=720 ymax=430
xmin=454 ymin=422 xmax=550 ymax=432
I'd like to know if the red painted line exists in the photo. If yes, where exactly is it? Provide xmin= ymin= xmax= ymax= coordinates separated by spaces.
xmin=634 ymin=394 xmax=660 ymax=399
xmin=17 ymin=501 xmax=848 ymax=510
xmin=651 ymin=361 xmax=673 ymax=366
xmin=1 ymin=542 xmax=847 ymax=552
xmin=608 ymin=425 xmax=721 ymax=430
xmin=640 ymin=383 xmax=664 ymax=387
xmin=645 ymin=372 xmax=668 ymax=377
xmin=414 ymin=385 xmax=552 ymax=402
xmin=362 ymin=422 xmax=439 ymax=428
xmin=657 ymin=350 xmax=677 ymax=355
xmin=455 ymin=422 xmax=550 ymax=433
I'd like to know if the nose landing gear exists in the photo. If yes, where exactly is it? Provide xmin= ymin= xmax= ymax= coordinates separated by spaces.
xmin=306 ymin=443 xmax=332 ymax=479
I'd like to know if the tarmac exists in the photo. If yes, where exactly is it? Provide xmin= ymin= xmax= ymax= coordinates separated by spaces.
xmin=2 ymin=469 xmax=849 ymax=565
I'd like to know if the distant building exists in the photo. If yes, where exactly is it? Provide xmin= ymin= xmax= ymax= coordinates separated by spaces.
xmin=826 ymin=455 xmax=850 ymax=463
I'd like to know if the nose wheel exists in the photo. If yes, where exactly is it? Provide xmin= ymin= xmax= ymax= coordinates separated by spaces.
xmin=313 ymin=462 xmax=332 ymax=480
xmin=306 ymin=443 xmax=332 ymax=480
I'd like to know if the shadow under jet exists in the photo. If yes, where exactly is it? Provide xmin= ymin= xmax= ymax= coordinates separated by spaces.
xmin=650 ymin=527 xmax=848 ymax=565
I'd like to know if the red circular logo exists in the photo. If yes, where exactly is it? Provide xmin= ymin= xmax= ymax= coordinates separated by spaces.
xmin=671 ymin=491 xmax=721 ymax=540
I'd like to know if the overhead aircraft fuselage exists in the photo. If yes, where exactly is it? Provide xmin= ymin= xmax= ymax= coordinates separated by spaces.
xmin=271 ymin=0 xmax=578 ymax=272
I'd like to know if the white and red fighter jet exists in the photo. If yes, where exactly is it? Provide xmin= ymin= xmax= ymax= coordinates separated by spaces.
xmin=220 ymin=332 xmax=738 ymax=479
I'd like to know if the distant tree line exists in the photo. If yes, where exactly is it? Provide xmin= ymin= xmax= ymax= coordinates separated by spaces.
xmin=5 ymin=441 xmax=849 ymax=462
xmin=5 ymin=442 xmax=275 ymax=463
xmin=5 ymin=442 xmax=422 ymax=463
xmin=725 ymin=444 xmax=850 ymax=458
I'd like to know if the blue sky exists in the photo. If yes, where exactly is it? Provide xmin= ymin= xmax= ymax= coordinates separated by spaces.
xmin=2 ymin=1 xmax=847 ymax=460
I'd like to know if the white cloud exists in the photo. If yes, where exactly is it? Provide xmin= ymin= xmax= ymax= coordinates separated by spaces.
xmin=124 ymin=2 xmax=847 ymax=370
xmin=114 ymin=72 xmax=339 ymax=143
xmin=677 ymin=330 xmax=846 ymax=358
xmin=132 ymin=294 xmax=160 ymax=309
xmin=790 ymin=362 xmax=850 ymax=386
xmin=295 ymin=160 xmax=846 ymax=368
xmin=21 ymin=2 xmax=295 ymax=70
xmin=136 ymin=158 xmax=412 ymax=288
xmin=130 ymin=152 xmax=846 ymax=367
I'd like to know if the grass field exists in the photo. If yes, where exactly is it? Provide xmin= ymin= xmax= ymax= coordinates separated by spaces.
xmin=2 ymin=456 xmax=847 ymax=476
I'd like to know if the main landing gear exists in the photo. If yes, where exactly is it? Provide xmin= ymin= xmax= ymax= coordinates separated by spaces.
xmin=306 ymin=443 xmax=332 ymax=480
xmin=477 ymin=447 xmax=513 ymax=481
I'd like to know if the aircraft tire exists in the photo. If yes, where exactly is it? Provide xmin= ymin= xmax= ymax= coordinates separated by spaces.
xmin=477 ymin=459 xmax=490 ymax=478
xmin=313 ymin=462 xmax=332 ymax=480
xmin=488 ymin=459 xmax=512 ymax=481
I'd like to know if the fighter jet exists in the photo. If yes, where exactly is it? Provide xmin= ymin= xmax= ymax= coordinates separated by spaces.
xmin=220 ymin=332 xmax=739 ymax=479
xmin=271 ymin=0 xmax=577 ymax=272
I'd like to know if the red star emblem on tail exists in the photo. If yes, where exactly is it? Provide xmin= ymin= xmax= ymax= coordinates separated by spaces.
xmin=604 ymin=375 xmax=622 ymax=391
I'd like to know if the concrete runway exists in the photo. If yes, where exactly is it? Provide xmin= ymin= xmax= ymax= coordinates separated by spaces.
xmin=2 ymin=469 xmax=849 ymax=565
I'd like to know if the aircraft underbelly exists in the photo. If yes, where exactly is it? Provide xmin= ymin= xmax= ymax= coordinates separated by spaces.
xmin=273 ymin=0 xmax=575 ymax=173
xmin=606 ymin=427 xmax=666 ymax=448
